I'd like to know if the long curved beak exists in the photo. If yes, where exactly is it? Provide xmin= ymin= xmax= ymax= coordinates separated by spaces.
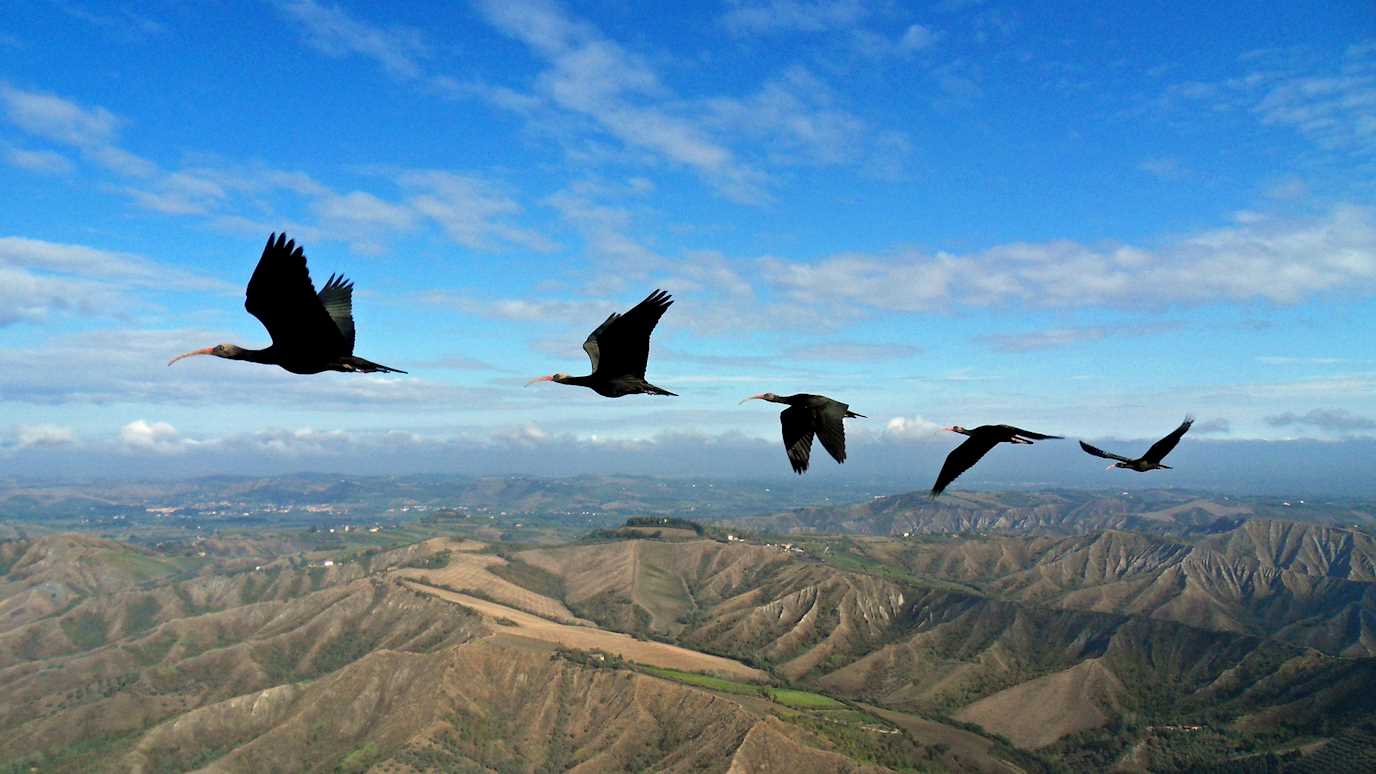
xmin=1105 ymin=463 xmax=1118 ymax=471
xmin=739 ymin=394 xmax=767 ymax=405
xmin=525 ymin=375 xmax=555 ymax=387
xmin=168 ymin=347 xmax=215 ymax=366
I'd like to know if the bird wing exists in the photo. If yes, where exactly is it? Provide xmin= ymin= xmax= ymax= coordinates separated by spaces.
xmin=317 ymin=273 xmax=356 ymax=354
xmin=1079 ymin=441 xmax=1133 ymax=463
xmin=1002 ymin=425 xmax=1063 ymax=440
xmin=582 ymin=313 xmax=617 ymax=372
xmin=780 ymin=405 xmax=815 ymax=474
xmin=583 ymin=289 xmax=673 ymax=378
xmin=813 ymin=401 xmax=850 ymax=464
xmin=244 ymin=233 xmax=345 ymax=356
xmin=931 ymin=434 xmax=1000 ymax=495
xmin=1143 ymin=416 xmax=1193 ymax=464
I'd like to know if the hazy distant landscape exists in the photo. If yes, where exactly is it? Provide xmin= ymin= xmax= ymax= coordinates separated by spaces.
xmin=3 ymin=475 xmax=1374 ymax=772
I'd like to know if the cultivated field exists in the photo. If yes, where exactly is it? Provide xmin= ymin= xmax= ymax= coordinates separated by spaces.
xmin=399 ymin=579 xmax=768 ymax=682
xmin=394 ymin=541 xmax=589 ymax=624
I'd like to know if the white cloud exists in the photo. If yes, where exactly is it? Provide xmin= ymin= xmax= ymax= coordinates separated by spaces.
xmin=15 ymin=424 xmax=75 ymax=449
xmin=1265 ymin=408 xmax=1376 ymax=436
xmin=1138 ymin=156 xmax=1188 ymax=180
xmin=899 ymin=24 xmax=939 ymax=52
xmin=3 ymin=145 xmax=74 ymax=174
xmin=401 ymin=171 xmax=558 ymax=252
xmin=1161 ymin=43 xmax=1376 ymax=155
xmin=703 ymin=66 xmax=870 ymax=167
xmin=277 ymin=0 xmax=428 ymax=79
xmin=0 ymin=236 xmax=224 ymax=327
xmin=759 ymin=204 xmax=1376 ymax=312
xmin=884 ymin=415 xmax=943 ymax=439
xmin=721 ymin=0 xmax=867 ymax=35
xmin=0 ymin=83 xmax=155 ymax=176
xmin=472 ymin=0 xmax=768 ymax=202
xmin=119 ymin=419 xmax=188 ymax=453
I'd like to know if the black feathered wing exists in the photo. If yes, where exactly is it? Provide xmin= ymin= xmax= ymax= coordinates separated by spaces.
xmin=1143 ymin=417 xmax=1193 ymax=464
xmin=1002 ymin=425 xmax=1062 ymax=440
xmin=582 ymin=289 xmax=672 ymax=379
xmin=317 ymin=274 xmax=356 ymax=354
xmin=244 ymin=233 xmax=346 ymax=357
xmin=1079 ymin=441 xmax=1133 ymax=463
xmin=931 ymin=434 xmax=1000 ymax=495
xmin=780 ymin=405 xmax=815 ymax=474
xmin=813 ymin=401 xmax=851 ymax=464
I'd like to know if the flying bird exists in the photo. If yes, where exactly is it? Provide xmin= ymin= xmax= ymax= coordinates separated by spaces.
xmin=741 ymin=393 xmax=866 ymax=474
xmin=1080 ymin=417 xmax=1194 ymax=471
xmin=526 ymin=289 xmax=676 ymax=397
xmin=169 ymin=233 xmax=405 ymax=375
xmin=931 ymin=424 xmax=1062 ymax=496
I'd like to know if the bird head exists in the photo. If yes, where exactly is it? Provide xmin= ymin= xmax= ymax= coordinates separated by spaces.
xmin=739 ymin=392 xmax=779 ymax=404
xmin=525 ymin=373 xmax=569 ymax=386
xmin=168 ymin=344 xmax=243 ymax=366
xmin=945 ymin=425 xmax=969 ymax=435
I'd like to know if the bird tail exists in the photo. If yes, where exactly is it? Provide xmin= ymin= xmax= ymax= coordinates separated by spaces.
xmin=846 ymin=411 xmax=867 ymax=418
xmin=643 ymin=382 xmax=677 ymax=396
xmin=343 ymin=356 xmax=407 ymax=374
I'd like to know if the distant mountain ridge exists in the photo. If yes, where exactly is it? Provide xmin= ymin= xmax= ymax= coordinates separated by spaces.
xmin=730 ymin=488 xmax=1374 ymax=536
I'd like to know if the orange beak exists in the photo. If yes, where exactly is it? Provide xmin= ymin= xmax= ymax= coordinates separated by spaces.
xmin=168 ymin=347 xmax=215 ymax=366
xmin=525 ymin=375 xmax=555 ymax=387
xmin=739 ymin=394 xmax=767 ymax=404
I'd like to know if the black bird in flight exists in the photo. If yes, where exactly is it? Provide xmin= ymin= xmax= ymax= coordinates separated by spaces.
xmin=1080 ymin=417 xmax=1194 ymax=471
xmin=741 ymin=393 xmax=865 ymax=474
xmin=169 ymin=233 xmax=405 ymax=375
xmin=931 ymin=424 xmax=1062 ymax=496
xmin=527 ymin=289 xmax=676 ymax=397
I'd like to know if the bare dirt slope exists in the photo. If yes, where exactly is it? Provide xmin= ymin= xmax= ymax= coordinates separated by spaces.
xmin=395 ymin=543 xmax=589 ymax=624
xmin=400 ymin=578 xmax=766 ymax=681
xmin=122 ymin=639 xmax=884 ymax=774
xmin=954 ymin=659 xmax=1125 ymax=748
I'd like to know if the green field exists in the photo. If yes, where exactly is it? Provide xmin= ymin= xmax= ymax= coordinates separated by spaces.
xmin=638 ymin=666 xmax=766 ymax=696
xmin=638 ymin=666 xmax=849 ymax=711
xmin=768 ymin=688 xmax=846 ymax=708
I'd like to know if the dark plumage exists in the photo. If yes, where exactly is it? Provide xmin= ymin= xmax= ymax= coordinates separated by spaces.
xmin=741 ymin=393 xmax=865 ymax=474
xmin=1080 ymin=417 xmax=1194 ymax=472
xmin=168 ymin=233 xmax=405 ymax=374
xmin=931 ymin=424 xmax=1062 ymax=496
xmin=527 ymin=289 xmax=676 ymax=398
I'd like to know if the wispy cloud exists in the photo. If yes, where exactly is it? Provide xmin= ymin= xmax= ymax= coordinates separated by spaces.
xmin=720 ymin=0 xmax=867 ymax=35
xmin=1138 ymin=156 xmax=1188 ymax=180
xmin=14 ymin=424 xmax=75 ymax=449
xmin=0 ymin=82 xmax=156 ymax=176
xmin=277 ymin=0 xmax=428 ymax=79
xmin=785 ymin=342 xmax=921 ymax=362
xmin=979 ymin=322 xmax=1177 ymax=352
xmin=2 ymin=145 xmax=74 ymax=174
xmin=1265 ymin=408 xmax=1376 ymax=436
xmin=1257 ymin=355 xmax=1349 ymax=366
xmin=47 ymin=2 xmax=165 ymax=42
xmin=473 ymin=0 xmax=767 ymax=202
xmin=0 ymin=236 xmax=224 ymax=327
xmin=1159 ymin=42 xmax=1376 ymax=155
xmin=1193 ymin=418 xmax=1231 ymax=435
xmin=760 ymin=204 xmax=1376 ymax=312
xmin=702 ymin=66 xmax=872 ymax=167
xmin=401 ymin=170 xmax=558 ymax=253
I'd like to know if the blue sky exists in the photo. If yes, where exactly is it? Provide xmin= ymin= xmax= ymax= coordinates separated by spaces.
xmin=1 ymin=1 xmax=1374 ymax=487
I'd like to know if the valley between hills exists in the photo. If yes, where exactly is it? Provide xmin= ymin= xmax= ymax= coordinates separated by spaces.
xmin=1 ymin=481 xmax=1374 ymax=772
